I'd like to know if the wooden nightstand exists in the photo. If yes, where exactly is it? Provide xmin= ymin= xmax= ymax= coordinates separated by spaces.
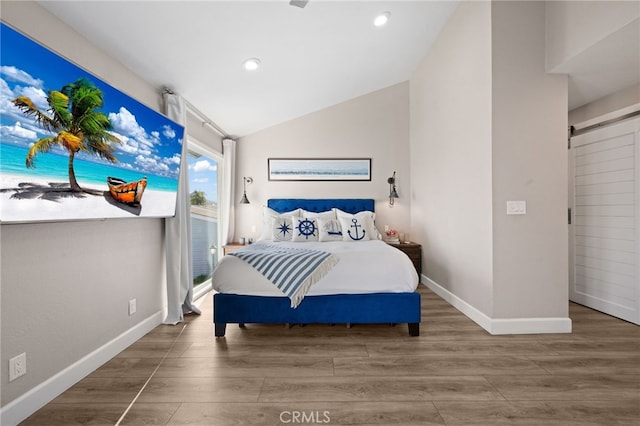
xmin=223 ymin=243 xmax=245 ymax=255
xmin=387 ymin=242 xmax=422 ymax=275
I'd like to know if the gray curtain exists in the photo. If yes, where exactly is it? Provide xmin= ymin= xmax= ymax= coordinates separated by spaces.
xmin=163 ymin=92 xmax=200 ymax=324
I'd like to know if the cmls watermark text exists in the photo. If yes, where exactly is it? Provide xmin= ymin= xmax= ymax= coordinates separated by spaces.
xmin=279 ymin=411 xmax=331 ymax=424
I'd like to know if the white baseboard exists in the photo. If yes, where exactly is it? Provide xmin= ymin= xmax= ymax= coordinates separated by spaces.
xmin=0 ymin=311 xmax=163 ymax=426
xmin=421 ymin=275 xmax=572 ymax=335
xmin=490 ymin=316 xmax=572 ymax=334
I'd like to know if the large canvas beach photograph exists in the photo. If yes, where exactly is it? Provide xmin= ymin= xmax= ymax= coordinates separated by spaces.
xmin=0 ymin=23 xmax=184 ymax=223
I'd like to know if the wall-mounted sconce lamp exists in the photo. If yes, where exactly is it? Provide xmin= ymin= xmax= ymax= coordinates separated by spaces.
xmin=239 ymin=176 xmax=253 ymax=204
xmin=387 ymin=171 xmax=399 ymax=207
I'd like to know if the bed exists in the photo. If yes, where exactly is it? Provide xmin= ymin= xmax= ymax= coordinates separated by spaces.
xmin=212 ymin=198 xmax=421 ymax=336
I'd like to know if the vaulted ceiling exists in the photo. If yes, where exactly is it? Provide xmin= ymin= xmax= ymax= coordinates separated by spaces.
xmin=38 ymin=1 xmax=639 ymax=137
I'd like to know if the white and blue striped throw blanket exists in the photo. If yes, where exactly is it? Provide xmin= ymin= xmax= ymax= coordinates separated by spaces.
xmin=229 ymin=243 xmax=338 ymax=308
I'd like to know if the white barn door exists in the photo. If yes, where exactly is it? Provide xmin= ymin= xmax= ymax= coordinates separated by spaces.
xmin=570 ymin=116 xmax=640 ymax=325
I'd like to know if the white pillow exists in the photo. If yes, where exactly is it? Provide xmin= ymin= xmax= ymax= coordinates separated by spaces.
xmin=271 ymin=216 xmax=294 ymax=241
xmin=292 ymin=217 xmax=319 ymax=242
xmin=338 ymin=215 xmax=371 ymax=242
xmin=259 ymin=207 xmax=301 ymax=240
xmin=318 ymin=217 xmax=343 ymax=242
xmin=302 ymin=209 xmax=336 ymax=221
xmin=334 ymin=209 xmax=381 ymax=240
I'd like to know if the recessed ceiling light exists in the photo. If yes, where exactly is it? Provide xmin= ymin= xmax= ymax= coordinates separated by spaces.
xmin=374 ymin=12 xmax=390 ymax=27
xmin=243 ymin=58 xmax=261 ymax=71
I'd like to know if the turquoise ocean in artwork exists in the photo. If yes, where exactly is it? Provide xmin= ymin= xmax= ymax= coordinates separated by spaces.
xmin=0 ymin=143 xmax=179 ymax=192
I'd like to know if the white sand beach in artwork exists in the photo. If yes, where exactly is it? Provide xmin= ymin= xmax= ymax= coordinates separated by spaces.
xmin=0 ymin=173 xmax=177 ymax=223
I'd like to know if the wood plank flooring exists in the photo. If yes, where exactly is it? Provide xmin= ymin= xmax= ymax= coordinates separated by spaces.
xmin=21 ymin=286 xmax=640 ymax=425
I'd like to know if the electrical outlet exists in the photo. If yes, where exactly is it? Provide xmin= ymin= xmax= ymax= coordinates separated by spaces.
xmin=129 ymin=298 xmax=137 ymax=316
xmin=9 ymin=352 xmax=26 ymax=382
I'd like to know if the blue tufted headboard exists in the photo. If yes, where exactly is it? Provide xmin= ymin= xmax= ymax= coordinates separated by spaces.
xmin=267 ymin=198 xmax=374 ymax=214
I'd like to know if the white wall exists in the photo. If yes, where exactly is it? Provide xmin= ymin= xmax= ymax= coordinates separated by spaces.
xmin=410 ymin=1 xmax=569 ymax=329
xmin=187 ymin=113 xmax=224 ymax=153
xmin=491 ymin=1 xmax=568 ymax=319
xmin=0 ymin=220 xmax=165 ymax=401
xmin=1 ymin=1 xmax=166 ymax=416
xmin=410 ymin=1 xmax=494 ymax=316
xmin=235 ymin=82 xmax=411 ymax=241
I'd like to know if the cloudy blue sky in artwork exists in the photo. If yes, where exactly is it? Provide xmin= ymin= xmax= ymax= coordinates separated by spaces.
xmin=0 ymin=23 xmax=184 ymax=180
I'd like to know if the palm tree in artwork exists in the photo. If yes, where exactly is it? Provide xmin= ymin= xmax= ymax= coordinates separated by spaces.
xmin=12 ymin=77 xmax=121 ymax=193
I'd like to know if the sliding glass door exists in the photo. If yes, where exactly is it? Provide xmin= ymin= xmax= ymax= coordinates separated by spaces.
xmin=187 ymin=140 xmax=221 ymax=293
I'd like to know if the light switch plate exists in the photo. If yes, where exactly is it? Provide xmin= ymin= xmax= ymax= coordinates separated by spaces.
xmin=506 ymin=200 xmax=526 ymax=215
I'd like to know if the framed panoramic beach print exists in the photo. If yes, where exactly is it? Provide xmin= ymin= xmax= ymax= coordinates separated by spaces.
xmin=268 ymin=158 xmax=372 ymax=181
xmin=0 ymin=23 xmax=184 ymax=223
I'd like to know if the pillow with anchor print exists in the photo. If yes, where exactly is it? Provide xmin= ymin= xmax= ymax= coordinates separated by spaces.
xmin=292 ymin=217 xmax=319 ymax=242
xmin=271 ymin=216 xmax=294 ymax=241
xmin=337 ymin=214 xmax=372 ymax=242
xmin=334 ymin=209 xmax=381 ymax=241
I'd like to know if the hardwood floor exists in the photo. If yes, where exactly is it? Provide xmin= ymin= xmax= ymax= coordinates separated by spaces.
xmin=22 ymin=286 xmax=639 ymax=425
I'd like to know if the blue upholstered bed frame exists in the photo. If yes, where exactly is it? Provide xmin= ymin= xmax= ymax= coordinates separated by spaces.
xmin=213 ymin=198 xmax=421 ymax=337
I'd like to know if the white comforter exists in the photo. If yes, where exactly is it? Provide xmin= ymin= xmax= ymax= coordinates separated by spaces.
xmin=212 ymin=240 xmax=419 ymax=297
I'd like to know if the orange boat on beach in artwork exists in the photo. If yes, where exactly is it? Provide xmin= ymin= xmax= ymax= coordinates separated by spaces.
xmin=107 ymin=176 xmax=147 ymax=206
